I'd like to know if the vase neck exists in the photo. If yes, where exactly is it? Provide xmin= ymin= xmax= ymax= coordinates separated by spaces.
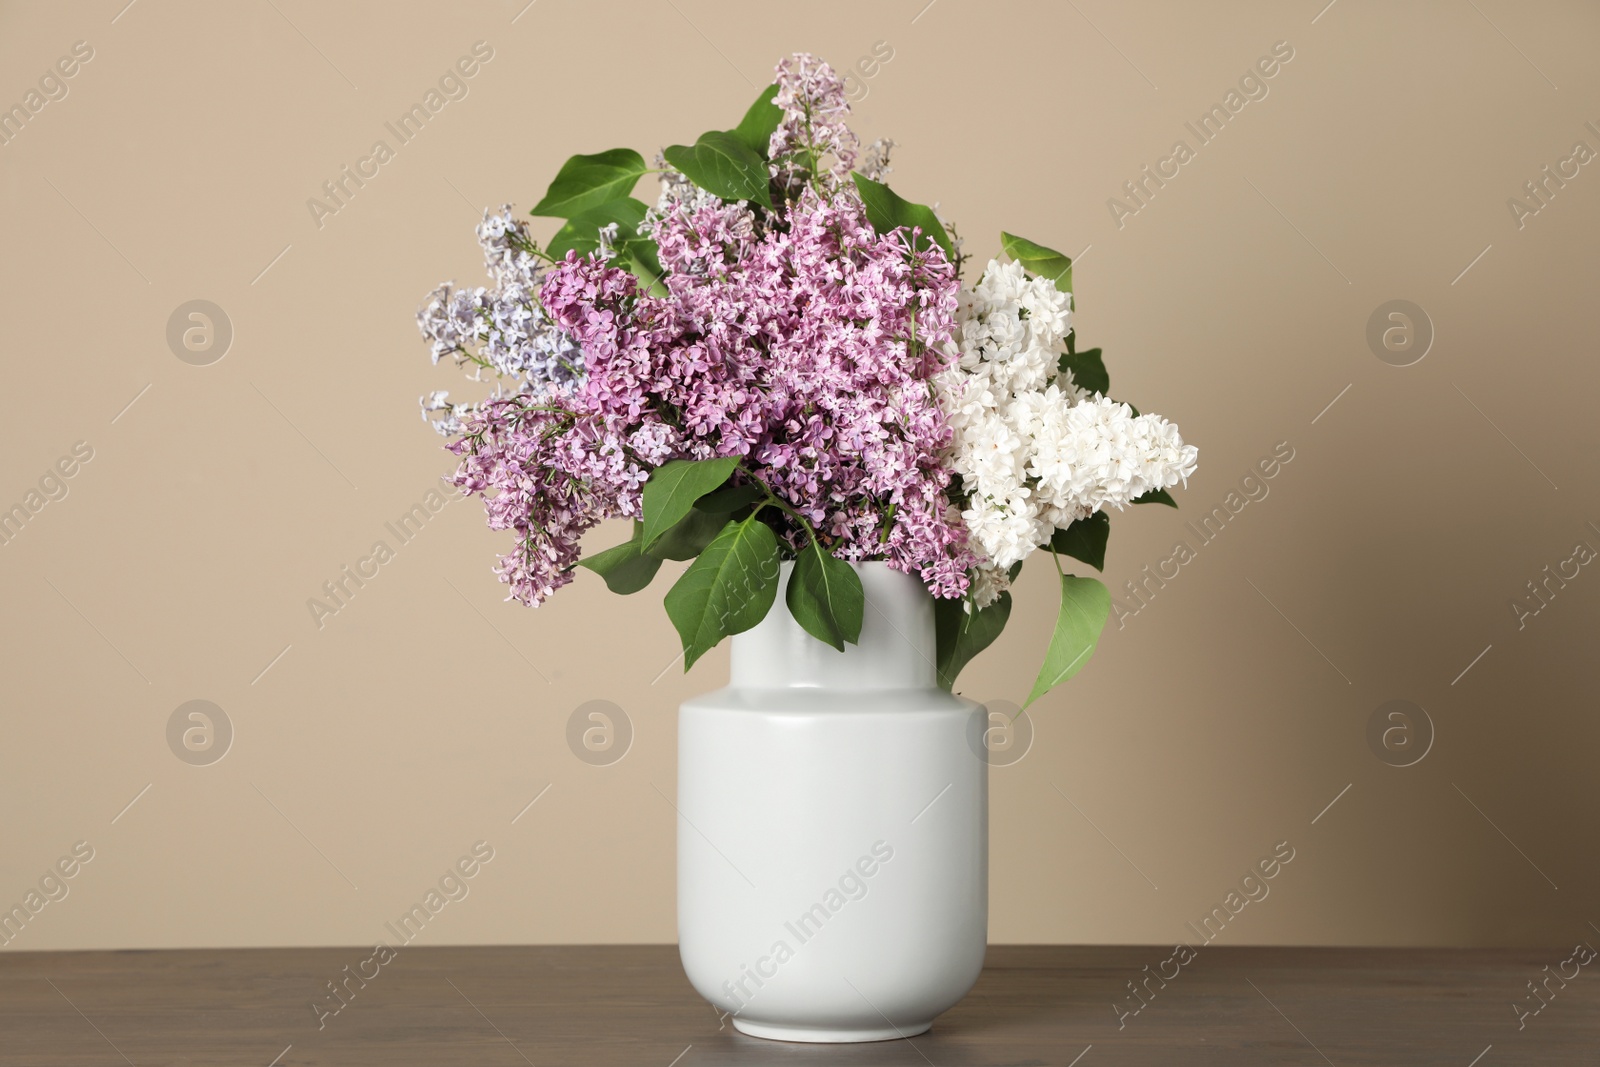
xmin=729 ymin=562 xmax=938 ymax=690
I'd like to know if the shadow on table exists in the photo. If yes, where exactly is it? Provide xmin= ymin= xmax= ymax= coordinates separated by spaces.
xmin=685 ymin=967 xmax=1086 ymax=1067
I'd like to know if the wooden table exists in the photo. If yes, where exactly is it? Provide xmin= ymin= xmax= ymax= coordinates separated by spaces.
xmin=1 ymin=945 xmax=1593 ymax=1064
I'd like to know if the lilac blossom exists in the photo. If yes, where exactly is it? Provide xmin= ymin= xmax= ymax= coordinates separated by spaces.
xmin=415 ymin=205 xmax=582 ymax=438
xmin=417 ymin=55 xmax=996 ymax=607
xmin=542 ymin=188 xmax=977 ymax=598
xmin=768 ymin=53 xmax=859 ymax=197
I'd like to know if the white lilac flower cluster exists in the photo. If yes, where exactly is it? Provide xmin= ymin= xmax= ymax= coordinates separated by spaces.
xmin=415 ymin=205 xmax=583 ymax=435
xmin=939 ymin=259 xmax=1199 ymax=607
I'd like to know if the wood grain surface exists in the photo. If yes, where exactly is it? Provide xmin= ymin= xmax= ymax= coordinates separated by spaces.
xmin=1 ymin=945 xmax=1593 ymax=1065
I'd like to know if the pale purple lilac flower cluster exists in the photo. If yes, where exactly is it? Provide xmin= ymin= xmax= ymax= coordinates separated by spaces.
xmin=416 ymin=206 xmax=582 ymax=435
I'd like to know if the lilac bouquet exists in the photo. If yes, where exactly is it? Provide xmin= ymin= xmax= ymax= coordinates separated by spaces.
xmin=416 ymin=54 xmax=1196 ymax=704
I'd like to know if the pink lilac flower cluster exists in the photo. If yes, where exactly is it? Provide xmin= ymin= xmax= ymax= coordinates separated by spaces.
xmin=768 ymin=52 xmax=858 ymax=195
xmin=543 ymin=187 xmax=976 ymax=598
xmin=434 ymin=52 xmax=975 ymax=606
xmin=445 ymin=379 xmax=672 ymax=605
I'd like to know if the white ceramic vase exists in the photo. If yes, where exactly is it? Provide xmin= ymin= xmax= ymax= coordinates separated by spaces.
xmin=677 ymin=561 xmax=988 ymax=1043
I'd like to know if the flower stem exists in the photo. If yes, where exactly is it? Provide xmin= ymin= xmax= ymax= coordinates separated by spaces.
xmin=741 ymin=467 xmax=824 ymax=553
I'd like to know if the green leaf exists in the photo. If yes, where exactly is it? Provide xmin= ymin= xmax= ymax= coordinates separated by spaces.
xmin=1132 ymin=487 xmax=1178 ymax=507
xmin=1000 ymin=231 xmax=1073 ymax=293
xmin=542 ymin=196 xmax=664 ymax=292
xmin=694 ymin=482 xmax=765 ymax=513
xmin=645 ymin=507 xmax=729 ymax=561
xmin=1059 ymin=346 xmax=1108 ymax=396
xmin=664 ymin=516 xmax=781 ymax=669
xmin=576 ymin=522 xmax=662 ymax=594
xmin=934 ymin=591 xmax=1013 ymax=692
xmin=663 ymin=131 xmax=772 ymax=208
xmin=640 ymin=457 xmax=740 ymax=551
xmin=621 ymin=238 xmax=665 ymax=293
xmin=546 ymin=197 xmax=650 ymax=260
xmin=1023 ymin=575 xmax=1111 ymax=709
xmin=785 ymin=544 xmax=864 ymax=651
xmin=1050 ymin=511 xmax=1110 ymax=571
xmin=731 ymin=83 xmax=782 ymax=157
xmin=530 ymin=148 xmax=648 ymax=218
xmin=850 ymin=173 xmax=953 ymax=259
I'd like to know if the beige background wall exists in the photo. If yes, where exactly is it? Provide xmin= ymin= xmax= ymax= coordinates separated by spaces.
xmin=2 ymin=0 xmax=1598 ymax=952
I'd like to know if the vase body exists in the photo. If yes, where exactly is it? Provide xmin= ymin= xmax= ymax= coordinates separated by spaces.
xmin=677 ymin=562 xmax=987 ymax=1043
